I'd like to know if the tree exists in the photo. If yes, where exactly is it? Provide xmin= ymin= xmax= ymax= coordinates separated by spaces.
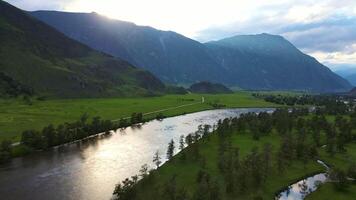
xmin=42 ymin=124 xmax=56 ymax=147
xmin=113 ymin=177 xmax=138 ymax=200
xmin=203 ymin=124 xmax=211 ymax=138
xmin=179 ymin=135 xmax=185 ymax=151
xmin=167 ymin=139 xmax=175 ymax=160
xmin=329 ymin=168 xmax=349 ymax=191
xmin=139 ymin=164 xmax=149 ymax=179
xmin=179 ymin=135 xmax=186 ymax=161
xmin=185 ymin=134 xmax=193 ymax=146
xmin=153 ymin=151 xmax=162 ymax=168
xmin=262 ymin=143 xmax=272 ymax=181
xmin=0 ymin=140 xmax=12 ymax=152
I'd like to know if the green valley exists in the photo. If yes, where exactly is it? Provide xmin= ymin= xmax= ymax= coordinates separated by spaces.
xmin=0 ymin=92 xmax=276 ymax=142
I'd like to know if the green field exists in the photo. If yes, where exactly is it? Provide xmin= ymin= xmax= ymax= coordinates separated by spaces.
xmin=307 ymin=183 xmax=356 ymax=200
xmin=318 ymin=143 xmax=356 ymax=171
xmin=0 ymin=92 xmax=276 ymax=142
xmin=132 ymin=132 xmax=324 ymax=200
xmin=306 ymin=143 xmax=356 ymax=200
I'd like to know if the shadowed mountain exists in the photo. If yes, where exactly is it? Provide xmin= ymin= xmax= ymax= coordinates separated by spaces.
xmin=31 ymin=11 xmax=352 ymax=92
xmin=349 ymin=87 xmax=356 ymax=96
xmin=30 ymin=11 xmax=225 ymax=84
xmin=206 ymin=34 xmax=352 ymax=92
xmin=189 ymin=81 xmax=233 ymax=94
xmin=345 ymin=74 xmax=356 ymax=86
xmin=0 ymin=1 xmax=165 ymax=98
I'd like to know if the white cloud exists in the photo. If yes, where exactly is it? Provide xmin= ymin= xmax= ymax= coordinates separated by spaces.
xmin=285 ymin=5 xmax=331 ymax=23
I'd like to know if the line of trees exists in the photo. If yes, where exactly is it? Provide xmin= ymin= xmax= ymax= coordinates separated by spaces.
xmin=0 ymin=112 xmax=147 ymax=162
xmin=113 ymin=99 xmax=356 ymax=199
xmin=253 ymin=93 xmax=354 ymax=115
xmin=20 ymin=114 xmax=115 ymax=150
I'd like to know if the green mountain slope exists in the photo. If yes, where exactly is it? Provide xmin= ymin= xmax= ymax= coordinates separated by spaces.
xmin=189 ymin=81 xmax=233 ymax=94
xmin=0 ymin=1 xmax=165 ymax=98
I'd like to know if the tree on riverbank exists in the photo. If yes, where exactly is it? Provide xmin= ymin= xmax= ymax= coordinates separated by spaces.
xmin=113 ymin=100 xmax=356 ymax=199
xmin=167 ymin=140 xmax=175 ymax=160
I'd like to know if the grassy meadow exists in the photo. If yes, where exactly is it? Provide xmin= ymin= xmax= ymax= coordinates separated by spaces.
xmin=307 ymin=183 xmax=356 ymax=200
xmin=0 ymin=92 xmax=277 ymax=142
xmin=133 ymin=131 xmax=325 ymax=200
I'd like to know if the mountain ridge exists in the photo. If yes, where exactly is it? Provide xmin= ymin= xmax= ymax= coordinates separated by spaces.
xmin=30 ymin=10 xmax=352 ymax=92
xmin=0 ymin=1 xmax=165 ymax=98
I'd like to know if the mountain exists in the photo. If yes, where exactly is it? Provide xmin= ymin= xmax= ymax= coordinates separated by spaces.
xmin=206 ymin=34 xmax=351 ymax=92
xmin=334 ymin=67 xmax=356 ymax=86
xmin=349 ymin=87 xmax=356 ymax=96
xmin=30 ymin=11 xmax=225 ymax=84
xmin=189 ymin=81 xmax=232 ymax=94
xmin=0 ymin=1 xmax=165 ymax=98
xmin=31 ymin=11 xmax=352 ymax=92
xmin=345 ymin=74 xmax=356 ymax=86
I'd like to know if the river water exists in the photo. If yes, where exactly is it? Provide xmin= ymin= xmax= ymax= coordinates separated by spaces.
xmin=0 ymin=108 xmax=272 ymax=200
xmin=276 ymin=160 xmax=329 ymax=200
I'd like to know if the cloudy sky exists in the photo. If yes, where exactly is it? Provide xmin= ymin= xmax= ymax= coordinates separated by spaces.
xmin=5 ymin=0 xmax=356 ymax=70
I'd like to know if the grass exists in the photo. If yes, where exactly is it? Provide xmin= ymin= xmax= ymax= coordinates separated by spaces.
xmin=307 ymin=183 xmax=356 ymax=200
xmin=0 ymin=92 xmax=277 ymax=142
xmin=133 ymin=132 xmax=324 ymax=200
xmin=318 ymin=143 xmax=356 ymax=171
xmin=305 ymin=143 xmax=356 ymax=200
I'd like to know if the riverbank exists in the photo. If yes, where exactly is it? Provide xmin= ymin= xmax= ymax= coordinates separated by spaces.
xmin=130 ymin=132 xmax=325 ymax=199
xmin=113 ymin=107 xmax=356 ymax=200
xmin=0 ymin=108 xmax=274 ymax=200
xmin=0 ymin=92 xmax=277 ymax=142
xmin=306 ymin=182 xmax=356 ymax=200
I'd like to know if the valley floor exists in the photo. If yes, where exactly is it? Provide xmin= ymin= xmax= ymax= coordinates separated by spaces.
xmin=0 ymin=92 xmax=276 ymax=142
xmin=132 ymin=132 xmax=326 ymax=200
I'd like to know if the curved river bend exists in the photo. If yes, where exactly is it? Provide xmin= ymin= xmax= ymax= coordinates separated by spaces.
xmin=0 ymin=108 xmax=273 ymax=200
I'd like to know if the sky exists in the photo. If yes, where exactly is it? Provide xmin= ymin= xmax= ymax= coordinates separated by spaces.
xmin=5 ymin=0 xmax=356 ymax=70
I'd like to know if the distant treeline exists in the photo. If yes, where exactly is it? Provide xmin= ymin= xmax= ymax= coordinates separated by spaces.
xmin=0 ymin=111 xmax=167 ymax=163
xmin=0 ymin=72 xmax=34 ymax=98
xmin=253 ymin=93 xmax=353 ymax=114
xmin=112 ymin=97 xmax=356 ymax=200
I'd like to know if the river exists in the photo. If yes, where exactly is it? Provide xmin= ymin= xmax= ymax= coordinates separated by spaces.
xmin=0 ymin=108 xmax=273 ymax=200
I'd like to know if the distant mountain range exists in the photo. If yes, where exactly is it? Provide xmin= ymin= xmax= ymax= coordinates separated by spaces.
xmin=334 ymin=68 xmax=356 ymax=86
xmin=0 ymin=1 xmax=165 ymax=98
xmin=189 ymin=81 xmax=232 ymax=94
xmin=30 ymin=11 xmax=352 ymax=93
xmin=345 ymin=74 xmax=356 ymax=86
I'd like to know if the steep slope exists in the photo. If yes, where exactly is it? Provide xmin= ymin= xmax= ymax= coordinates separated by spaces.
xmin=30 ymin=11 xmax=225 ymax=84
xmin=0 ymin=1 xmax=164 ymax=98
xmin=31 ymin=11 xmax=352 ymax=92
xmin=189 ymin=81 xmax=232 ymax=94
xmin=345 ymin=74 xmax=356 ymax=86
xmin=349 ymin=87 xmax=356 ymax=96
xmin=206 ymin=34 xmax=352 ymax=92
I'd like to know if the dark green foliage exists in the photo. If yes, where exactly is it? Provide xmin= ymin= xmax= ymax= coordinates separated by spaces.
xmin=19 ymin=115 xmax=116 ymax=150
xmin=156 ymin=113 xmax=165 ymax=120
xmin=0 ymin=139 xmax=12 ymax=163
xmin=189 ymin=81 xmax=232 ymax=94
xmin=131 ymin=113 xmax=143 ymax=124
xmin=329 ymin=168 xmax=349 ymax=191
xmin=194 ymin=171 xmax=221 ymax=200
xmin=113 ymin=101 xmax=356 ymax=200
xmin=0 ymin=72 xmax=34 ymax=97
xmin=153 ymin=151 xmax=162 ymax=168
xmin=113 ymin=176 xmax=138 ymax=200
xmin=167 ymin=140 xmax=175 ymax=160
